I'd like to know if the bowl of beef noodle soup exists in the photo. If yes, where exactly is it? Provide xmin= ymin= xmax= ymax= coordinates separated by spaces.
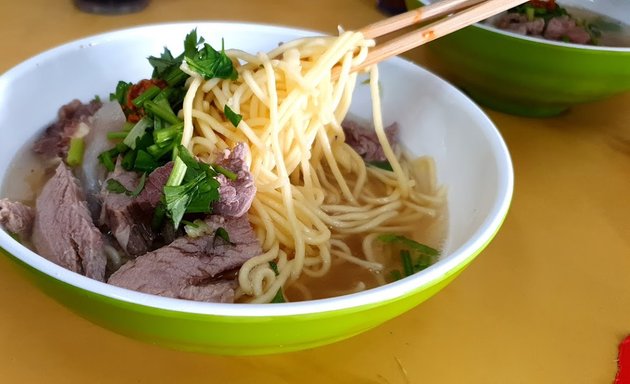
xmin=406 ymin=0 xmax=630 ymax=117
xmin=0 ymin=22 xmax=513 ymax=354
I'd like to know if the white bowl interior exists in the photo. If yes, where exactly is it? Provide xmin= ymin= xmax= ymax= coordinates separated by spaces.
xmin=559 ymin=0 xmax=630 ymax=23
xmin=0 ymin=23 xmax=513 ymax=316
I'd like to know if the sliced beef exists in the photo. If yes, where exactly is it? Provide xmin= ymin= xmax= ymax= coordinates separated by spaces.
xmin=136 ymin=162 xmax=173 ymax=210
xmin=32 ymin=163 xmax=106 ymax=281
xmin=0 ymin=199 xmax=34 ymax=238
xmin=213 ymin=143 xmax=256 ymax=218
xmin=108 ymin=215 xmax=261 ymax=303
xmin=342 ymin=120 xmax=399 ymax=162
xmin=495 ymin=13 xmax=545 ymax=35
xmin=32 ymin=99 xmax=102 ymax=159
xmin=99 ymin=162 xmax=172 ymax=257
xmin=544 ymin=15 xmax=591 ymax=44
xmin=494 ymin=12 xmax=592 ymax=45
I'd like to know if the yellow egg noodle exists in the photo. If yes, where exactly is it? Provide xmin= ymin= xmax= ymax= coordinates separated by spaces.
xmin=178 ymin=30 xmax=446 ymax=303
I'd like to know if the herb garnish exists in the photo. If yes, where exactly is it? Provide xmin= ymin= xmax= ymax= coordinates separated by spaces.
xmin=269 ymin=261 xmax=279 ymax=275
xmin=267 ymin=261 xmax=286 ymax=302
xmin=105 ymin=172 xmax=147 ymax=197
xmin=162 ymin=146 xmax=221 ymax=229
xmin=213 ymin=227 xmax=233 ymax=246
xmin=271 ymin=289 xmax=286 ymax=303
xmin=378 ymin=234 xmax=440 ymax=280
xmin=99 ymin=29 xmax=243 ymax=229
xmin=66 ymin=137 xmax=85 ymax=167
xmin=185 ymin=39 xmax=238 ymax=80
xmin=368 ymin=160 xmax=393 ymax=171
xmin=224 ymin=104 xmax=242 ymax=127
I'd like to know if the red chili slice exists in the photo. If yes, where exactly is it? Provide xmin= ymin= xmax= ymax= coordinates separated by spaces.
xmin=615 ymin=335 xmax=630 ymax=384
xmin=124 ymin=78 xmax=167 ymax=122
xmin=528 ymin=0 xmax=556 ymax=10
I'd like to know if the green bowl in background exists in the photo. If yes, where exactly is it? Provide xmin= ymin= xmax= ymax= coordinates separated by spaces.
xmin=405 ymin=0 xmax=630 ymax=117
xmin=0 ymin=23 xmax=513 ymax=355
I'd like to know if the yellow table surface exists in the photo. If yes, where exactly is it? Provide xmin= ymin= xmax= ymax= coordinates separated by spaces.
xmin=1 ymin=0 xmax=629 ymax=382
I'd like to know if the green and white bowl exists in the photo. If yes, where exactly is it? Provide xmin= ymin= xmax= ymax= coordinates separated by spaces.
xmin=0 ymin=23 xmax=513 ymax=355
xmin=406 ymin=0 xmax=630 ymax=117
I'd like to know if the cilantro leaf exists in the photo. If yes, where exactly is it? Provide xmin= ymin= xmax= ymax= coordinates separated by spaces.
xmin=163 ymin=146 xmax=221 ymax=228
xmin=185 ymin=40 xmax=237 ymax=80
xmin=106 ymin=179 xmax=131 ymax=195
xmin=184 ymin=28 xmax=205 ymax=58
xmin=106 ymin=173 xmax=147 ymax=197
xmin=224 ymin=104 xmax=242 ymax=127
xmin=368 ymin=160 xmax=393 ymax=171
xmin=148 ymin=47 xmax=177 ymax=78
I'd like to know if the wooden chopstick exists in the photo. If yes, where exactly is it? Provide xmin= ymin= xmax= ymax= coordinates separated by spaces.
xmin=360 ymin=0 xmax=486 ymax=39
xmin=351 ymin=0 xmax=528 ymax=73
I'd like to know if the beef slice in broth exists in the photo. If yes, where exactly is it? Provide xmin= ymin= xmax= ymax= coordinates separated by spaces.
xmin=32 ymin=162 xmax=106 ymax=281
xmin=108 ymin=215 xmax=261 ymax=303
xmin=32 ymin=99 xmax=102 ymax=159
xmin=214 ymin=143 xmax=256 ymax=218
xmin=100 ymin=162 xmax=173 ymax=257
xmin=0 ymin=198 xmax=34 ymax=239
xmin=342 ymin=120 xmax=398 ymax=162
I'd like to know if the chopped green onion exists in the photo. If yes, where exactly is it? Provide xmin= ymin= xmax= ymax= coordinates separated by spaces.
xmin=184 ymin=219 xmax=212 ymax=238
xmin=213 ymin=164 xmax=237 ymax=180
xmin=377 ymin=234 xmax=439 ymax=256
xmin=166 ymin=157 xmax=187 ymax=187
xmin=98 ymin=151 xmax=115 ymax=172
xmin=144 ymin=100 xmax=181 ymax=125
xmin=270 ymin=289 xmax=286 ymax=303
xmin=115 ymin=143 xmax=129 ymax=153
xmin=401 ymin=250 xmax=414 ymax=277
xmin=164 ymin=68 xmax=188 ymax=87
xmin=66 ymin=137 xmax=85 ymax=167
xmin=123 ymin=117 xmax=152 ymax=149
xmin=154 ymin=123 xmax=183 ymax=144
xmin=269 ymin=261 xmax=279 ymax=276
xmin=147 ymin=141 xmax=176 ymax=159
xmin=389 ymin=269 xmax=403 ymax=282
xmin=107 ymin=131 xmax=130 ymax=140
xmin=132 ymin=85 xmax=161 ymax=107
